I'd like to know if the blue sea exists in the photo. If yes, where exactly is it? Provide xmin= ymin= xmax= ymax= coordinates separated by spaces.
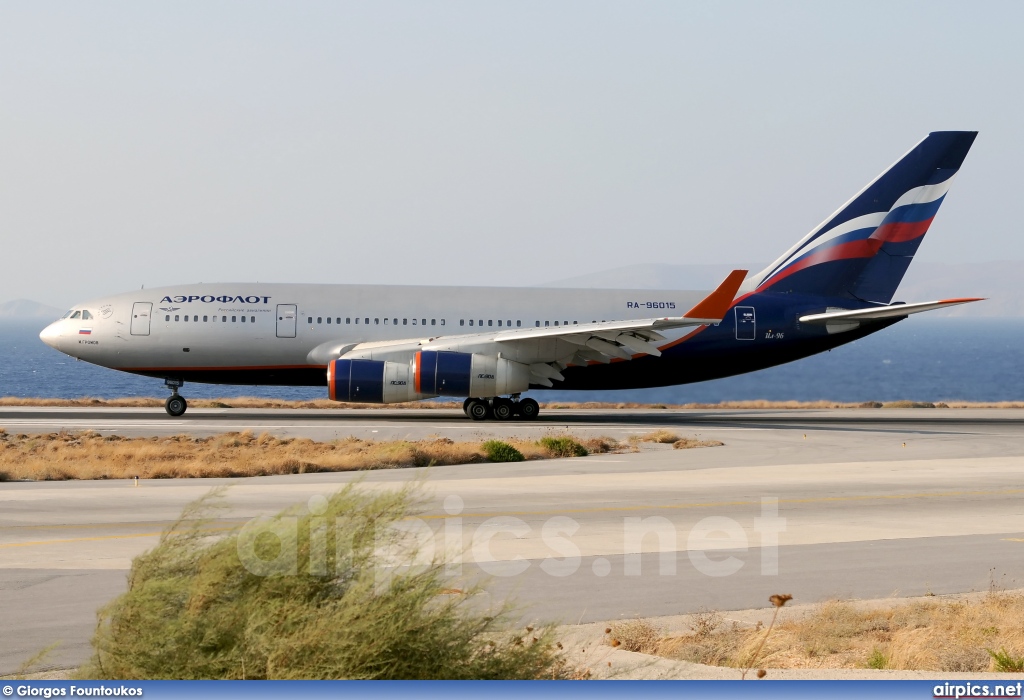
xmin=0 ymin=318 xmax=1018 ymax=403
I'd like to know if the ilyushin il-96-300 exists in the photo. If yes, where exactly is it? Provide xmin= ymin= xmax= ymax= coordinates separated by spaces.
xmin=41 ymin=131 xmax=982 ymax=420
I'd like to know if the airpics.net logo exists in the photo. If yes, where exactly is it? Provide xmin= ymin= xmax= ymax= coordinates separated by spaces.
xmin=234 ymin=495 xmax=786 ymax=583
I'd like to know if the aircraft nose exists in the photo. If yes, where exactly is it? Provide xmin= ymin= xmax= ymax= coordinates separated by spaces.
xmin=39 ymin=321 xmax=62 ymax=350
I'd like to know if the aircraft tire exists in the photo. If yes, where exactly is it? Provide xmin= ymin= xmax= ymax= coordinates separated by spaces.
xmin=165 ymin=395 xmax=188 ymax=417
xmin=466 ymin=398 xmax=490 ymax=421
xmin=462 ymin=398 xmax=474 ymax=416
xmin=517 ymin=398 xmax=539 ymax=421
xmin=492 ymin=398 xmax=514 ymax=421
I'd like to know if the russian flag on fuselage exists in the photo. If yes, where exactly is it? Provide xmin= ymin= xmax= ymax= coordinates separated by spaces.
xmin=748 ymin=131 xmax=977 ymax=303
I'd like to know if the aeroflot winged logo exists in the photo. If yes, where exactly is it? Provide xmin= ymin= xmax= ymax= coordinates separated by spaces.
xmin=159 ymin=295 xmax=272 ymax=304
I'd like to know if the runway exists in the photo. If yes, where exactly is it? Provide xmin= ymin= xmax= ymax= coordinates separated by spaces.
xmin=2 ymin=407 xmax=1024 ymax=673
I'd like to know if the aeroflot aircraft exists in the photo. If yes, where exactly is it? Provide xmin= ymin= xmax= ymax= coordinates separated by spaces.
xmin=41 ymin=131 xmax=982 ymax=420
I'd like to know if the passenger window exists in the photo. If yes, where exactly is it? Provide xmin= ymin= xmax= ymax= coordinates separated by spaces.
xmin=478 ymin=320 xmax=483 ymax=326
xmin=194 ymin=316 xmax=198 ymax=322
xmin=346 ymin=318 xmax=350 ymax=324
xmin=440 ymin=319 xmax=445 ymax=326
xmin=403 ymin=319 xmax=407 ymax=325
xmin=241 ymin=316 xmax=246 ymax=323
xmin=488 ymin=320 xmax=493 ymax=327
xmin=507 ymin=320 xmax=511 ymax=326
xmin=364 ymin=318 xmax=369 ymax=324
xmin=469 ymin=320 xmax=474 ymax=326
xmin=554 ymin=321 xmax=558 ymax=326
xmin=383 ymin=318 xmax=388 ymax=325
xmin=393 ymin=318 xmax=398 ymax=325
xmin=175 ymin=315 xmax=180 ymax=321
xmin=307 ymin=317 xmax=313 ymax=324
xmin=232 ymin=316 xmax=237 ymax=322
xmin=203 ymin=316 xmax=208 ymax=322
xmin=545 ymin=321 xmax=550 ymax=326
xmin=165 ymin=315 xmax=170 ymax=322
xmin=431 ymin=319 xmax=436 ymax=326
xmin=327 ymin=317 xmax=331 ymax=324
xmin=336 ymin=318 xmax=341 ymax=324
xmin=412 ymin=319 xmax=417 ymax=325
xmin=517 ymin=321 xmax=521 ymax=327
xmin=222 ymin=316 xmax=226 ymax=322
xmin=355 ymin=318 xmax=359 ymax=324
xmin=317 ymin=317 xmax=322 ymax=324
xmin=251 ymin=316 xmax=255 ymax=323
xmin=421 ymin=319 xmax=426 ymax=326
xmin=460 ymin=320 xmax=465 ymax=326
xmin=374 ymin=318 xmax=379 ymax=325
xmin=535 ymin=321 xmax=539 ymax=327
xmin=184 ymin=316 xmax=189 ymax=323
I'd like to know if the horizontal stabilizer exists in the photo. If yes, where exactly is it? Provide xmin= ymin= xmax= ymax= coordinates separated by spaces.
xmin=799 ymin=298 xmax=984 ymax=325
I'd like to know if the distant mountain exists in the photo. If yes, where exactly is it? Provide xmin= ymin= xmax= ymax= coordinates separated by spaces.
xmin=0 ymin=299 xmax=64 ymax=319
xmin=542 ymin=261 xmax=1024 ymax=317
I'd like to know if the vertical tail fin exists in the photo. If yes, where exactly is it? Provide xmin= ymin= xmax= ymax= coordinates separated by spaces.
xmin=744 ymin=131 xmax=977 ymax=303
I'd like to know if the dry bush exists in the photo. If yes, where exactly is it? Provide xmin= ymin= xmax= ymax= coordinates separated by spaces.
xmin=882 ymin=401 xmax=936 ymax=409
xmin=633 ymin=430 xmax=681 ymax=444
xmin=672 ymin=438 xmax=724 ymax=450
xmin=582 ymin=436 xmax=619 ymax=454
xmin=607 ymin=618 xmax=663 ymax=654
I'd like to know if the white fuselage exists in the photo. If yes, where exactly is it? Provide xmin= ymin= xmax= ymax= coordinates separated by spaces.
xmin=40 ymin=282 xmax=709 ymax=385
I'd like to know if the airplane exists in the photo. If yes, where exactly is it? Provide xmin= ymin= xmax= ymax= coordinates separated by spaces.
xmin=40 ymin=131 xmax=982 ymax=420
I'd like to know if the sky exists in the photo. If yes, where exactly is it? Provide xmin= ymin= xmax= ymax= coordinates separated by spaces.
xmin=2 ymin=1 xmax=1022 ymax=308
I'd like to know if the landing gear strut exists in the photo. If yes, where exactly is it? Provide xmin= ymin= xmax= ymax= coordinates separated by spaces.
xmin=164 ymin=378 xmax=187 ymax=417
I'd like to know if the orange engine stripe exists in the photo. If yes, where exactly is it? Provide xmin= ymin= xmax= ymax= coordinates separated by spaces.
xmin=414 ymin=351 xmax=422 ymax=394
xmin=327 ymin=361 xmax=336 ymax=401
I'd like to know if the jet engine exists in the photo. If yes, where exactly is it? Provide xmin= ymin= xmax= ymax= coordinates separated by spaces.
xmin=327 ymin=358 xmax=425 ymax=404
xmin=414 ymin=350 xmax=531 ymax=398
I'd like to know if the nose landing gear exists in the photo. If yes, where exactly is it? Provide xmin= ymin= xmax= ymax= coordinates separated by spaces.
xmin=164 ymin=378 xmax=187 ymax=417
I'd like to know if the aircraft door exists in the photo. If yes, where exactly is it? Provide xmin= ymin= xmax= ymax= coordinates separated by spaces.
xmin=735 ymin=306 xmax=755 ymax=340
xmin=276 ymin=304 xmax=297 ymax=338
xmin=130 ymin=302 xmax=152 ymax=336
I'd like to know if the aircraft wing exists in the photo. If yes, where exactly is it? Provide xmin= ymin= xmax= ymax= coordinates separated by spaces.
xmin=322 ymin=270 xmax=747 ymax=386
xmin=798 ymin=298 xmax=984 ymax=325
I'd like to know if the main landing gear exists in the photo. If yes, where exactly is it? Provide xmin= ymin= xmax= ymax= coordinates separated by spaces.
xmin=462 ymin=395 xmax=539 ymax=422
xmin=164 ymin=378 xmax=187 ymax=417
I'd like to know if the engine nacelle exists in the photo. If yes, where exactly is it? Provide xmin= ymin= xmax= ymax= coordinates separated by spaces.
xmin=414 ymin=351 xmax=531 ymax=398
xmin=328 ymin=358 xmax=427 ymax=404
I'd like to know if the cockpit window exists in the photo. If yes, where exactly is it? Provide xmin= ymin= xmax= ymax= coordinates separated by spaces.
xmin=70 ymin=311 xmax=82 ymax=319
xmin=61 ymin=310 xmax=73 ymax=319
xmin=81 ymin=310 xmax=93 ymax=320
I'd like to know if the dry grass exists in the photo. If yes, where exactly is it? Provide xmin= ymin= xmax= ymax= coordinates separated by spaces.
xmin=5 ymin=397 xmax=1024 ymax=409
xmin=658 ymin=592 xmax=1024 ymax=672
xmin=0 ymin=430 xmax=618 ymax=481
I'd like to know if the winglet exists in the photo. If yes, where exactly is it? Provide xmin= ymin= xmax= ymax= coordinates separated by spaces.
xmin=683 ymin=270 xmax=748 ymax=320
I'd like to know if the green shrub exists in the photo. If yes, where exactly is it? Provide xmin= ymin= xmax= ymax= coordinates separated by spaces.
xmin=988 ymin=647 xmax=1024 ymax=672
xmin=538 ymin=436 xmax=588 ymax=458
xmin=866 ymin=647 xmax=888 ymax=669
xmin=482 ymin=440 xmax=524 ymax=463
xmin=79 ymin=485 xmax=563 ymax=680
